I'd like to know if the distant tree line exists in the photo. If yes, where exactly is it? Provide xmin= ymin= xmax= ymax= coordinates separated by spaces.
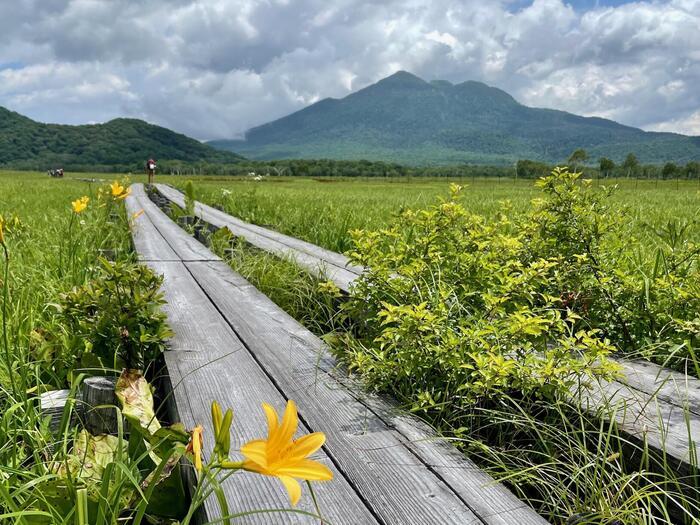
xmin=516 ymin=150 xmax=700 ymax=180
xmin=3 ymin=146 xmax=699 ymax=180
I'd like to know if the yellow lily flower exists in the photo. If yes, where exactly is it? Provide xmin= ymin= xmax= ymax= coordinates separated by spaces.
xmin=71 ymin=196 xmax=89 ymax=214
xmin=110 ymin=181 xmax=131 ymax=199
xmin=110 ymin=181 xmax=125 ymax=197
xmin=241 ymin=401 xmax=332 ymax=506
xmin=187 ymin=425 xmax=204 ymax=472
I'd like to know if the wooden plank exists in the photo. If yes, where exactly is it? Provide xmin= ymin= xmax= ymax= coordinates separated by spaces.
xmin=124 ymin=192 xmax=178 ymax=261
xmin=156 ymin=184 xmax=363 ymax=275
xmin=576 ymin=376 xmax=700 ymax=474
xmin=153 ymin=182 xmax=700 ymax=478
xmin=154 ymin=184 xmax=361 ymax=290
xmin=130 ymin=192 xmax=547 ymax=522
xmin=131 ymin=184 xmax=220 ymax=262
xmin=333 ymin=379 xmax=547 ymax=525
xmin=146 ymin=261 xmax=377 ymax=524
xmin=618 ymin=359 xmax=700 ymax=417
xmin=186 ymin=260 xmax=547 ymax=524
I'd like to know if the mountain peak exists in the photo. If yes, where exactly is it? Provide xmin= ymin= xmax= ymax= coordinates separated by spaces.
xmin=212 ymin=73 xmax=700 ymax=165
xmin=376 ymin=70 xmax=427 ymax=87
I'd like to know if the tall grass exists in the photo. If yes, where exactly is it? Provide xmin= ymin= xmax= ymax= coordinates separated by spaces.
xmin=0 ymin=171 xmax=140 ymax=521
xmin=163 ymin=176 xmax=700 ymax=254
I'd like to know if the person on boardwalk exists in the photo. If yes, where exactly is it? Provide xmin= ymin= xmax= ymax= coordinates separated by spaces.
xmin=145 ymin=158 xmax=157 ymax=184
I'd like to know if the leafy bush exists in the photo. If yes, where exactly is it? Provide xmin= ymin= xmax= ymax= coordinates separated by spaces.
xmin=47 ymin=259 xmax=172 ymax=381
xmin=340 ymin=167 xmax=700 ymax=418
xmin=342 ymin=177 xmax=619 ymax=413
xmin=525 ymin=168 xmax=700 ymax=368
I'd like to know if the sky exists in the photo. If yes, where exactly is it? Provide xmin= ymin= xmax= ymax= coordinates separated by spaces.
xmin=0 ymin=0 xmax=699 ymax=141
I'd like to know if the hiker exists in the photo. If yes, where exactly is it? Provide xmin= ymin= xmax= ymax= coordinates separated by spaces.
xmin=146 ymin=158 xmax=157 ymax=184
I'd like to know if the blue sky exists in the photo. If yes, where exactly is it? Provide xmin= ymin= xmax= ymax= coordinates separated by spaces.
xmin=0 ymin=0 xmax=698 ymax=139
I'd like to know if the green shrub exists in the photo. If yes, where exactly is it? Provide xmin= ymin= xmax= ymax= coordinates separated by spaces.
xmin=342 ymin=178 xmax=619 ymax=412
xmin=48 ymin=259 xmax=172 ymax=381
xmin=525 ymin=168 xmax=700 ymax=366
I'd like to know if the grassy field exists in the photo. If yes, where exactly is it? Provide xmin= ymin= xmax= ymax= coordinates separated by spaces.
xmin=3 ymin=170 xmax=700 ymax=523
xmin=162 ymin=175 xmax=700 ymax=253
xmin=0 ymin=171 xmax=193 ymax=523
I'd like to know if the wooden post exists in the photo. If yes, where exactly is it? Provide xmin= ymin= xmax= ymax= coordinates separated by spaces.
xmin=82 ymin=376 xmax=121 ymax=435
xmin=98 ymin=248 xmax=116 ymax=261
xmin=40 ymin=389 xmax=78 ymax=433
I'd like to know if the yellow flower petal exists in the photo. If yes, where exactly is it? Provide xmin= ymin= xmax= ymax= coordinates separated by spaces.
xmin=241 ymin=439 xmax=268 ymax=467
xmin=279 ymin=476 xmax=302 ymax=506
xmin=289 ymin=432 xmax=325 ymax=460
xmin=262 ymin=402 xmax=279 ymax=435
xmin=277 ymin=400 xmax=299 ymax=445
xmin=276 ymin=459 xmax=333 ymax=481
xmin=242 ymin=458 xmax=269 ymax=475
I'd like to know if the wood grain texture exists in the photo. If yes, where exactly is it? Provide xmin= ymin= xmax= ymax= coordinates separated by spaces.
xmin=131 ymin=184 xmax=220 ymax=262
xmin=82 ymin=376 xmax=120 ymax=435
xmin=155 ymin=184 xmax=361 ymax=291
xmin=124 ymin=191 xmax=178 ymax=261
xmin=131 ymin=187 xmax=547 ymax=522
xmin=158 ymin=182 xmax=699 ymax=476
xmin=576 ymin=375 xmax=700 ymax=475
xmin=618 ymin=359 xmax=700 ymax=417
xmin=144 ymin=261 xmax=377 ymax=524
xmin=186 ymin=259 xmax=545 ymax=524
xmin=156 ymin=183 xmax=362 ymax=274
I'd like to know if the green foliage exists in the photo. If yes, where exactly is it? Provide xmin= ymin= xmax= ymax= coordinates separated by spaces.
xmin=599 ymin=157 xmax=615 ymax=176
xmin=0 ymin=106 xmax=243 ymax=172
xmin=340 ymin=178 xmax=620 ymax=409
xmin=567 ymin=148 xmax=588 ymax=166
xmin=184 ymin=180 xmax=196 ymax=216
xmin=516 ymin=159 xmax=551 ymax=179
xmin=525 ymin=169 xmax=700 ymax=362
xmin=52 ymin=259 xmax=172 ymax=378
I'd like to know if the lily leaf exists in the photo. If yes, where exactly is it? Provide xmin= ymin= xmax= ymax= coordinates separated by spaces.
xmin=115 ymin=369 xmax=161 ymax=435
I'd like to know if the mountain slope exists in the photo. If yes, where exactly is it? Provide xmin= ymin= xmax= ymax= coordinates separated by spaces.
xmin=0 ymin=107 xmax=244 ymax=169
xmin=209 ymin=71 xmax=700 ymax=165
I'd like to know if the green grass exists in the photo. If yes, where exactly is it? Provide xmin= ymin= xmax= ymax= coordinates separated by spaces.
xmin=0 ymin=171 xmax=172 ymax=523
xmin=4 ymin=170 xmax=698 ymax=523
xmin=162 ymin=175 xmax=700 ymax=254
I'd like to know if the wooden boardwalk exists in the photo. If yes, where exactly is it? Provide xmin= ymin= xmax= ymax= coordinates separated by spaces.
xmin=154 ymin=183 xmax=362 ymax=293
xmin=153 ymin=183 xmax=700 ymax=477
xmin=126 ymin=183 xmax=549 ymax=524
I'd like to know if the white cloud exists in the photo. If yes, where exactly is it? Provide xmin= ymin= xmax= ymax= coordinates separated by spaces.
xmin=0 ymin=0 xmax=698 ymax=140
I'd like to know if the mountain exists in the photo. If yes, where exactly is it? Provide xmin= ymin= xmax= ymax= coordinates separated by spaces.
xmin=209 ymin=71 xmax=700 ymax=165
xmin=0 ymin=107 xmax=244 ymax=170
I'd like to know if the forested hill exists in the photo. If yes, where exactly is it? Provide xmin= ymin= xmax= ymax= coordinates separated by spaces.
xmin=209 ymin=71 xmax=700 ymax=165
xmin=0 ymin=107 xmax=244 ymax=171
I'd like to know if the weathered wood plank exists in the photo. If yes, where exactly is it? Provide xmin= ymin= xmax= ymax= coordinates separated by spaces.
xmin=154 ymin=184 xmax=361 ymax=290
xmin=153 ymin=181 xmax=700 ymax=475
xmin=576 ymin=375 xmax=700 ymax=474
xmin=131 ymin=187 xmax=546 ymax=525
xmin=145 ymin=261 xmax=377 ymax=524
xmin=156 ymin=183 xmax=362 ymax=274
xmin=618 ymin=359 xmax=700 ymax=417
xmin=131 ymin=184 xmax=220 ymax=262
xmin=186 ymin=259 xmax=547 ymax=524
xmin=124 ymin=191 xmax=179 ymax=261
